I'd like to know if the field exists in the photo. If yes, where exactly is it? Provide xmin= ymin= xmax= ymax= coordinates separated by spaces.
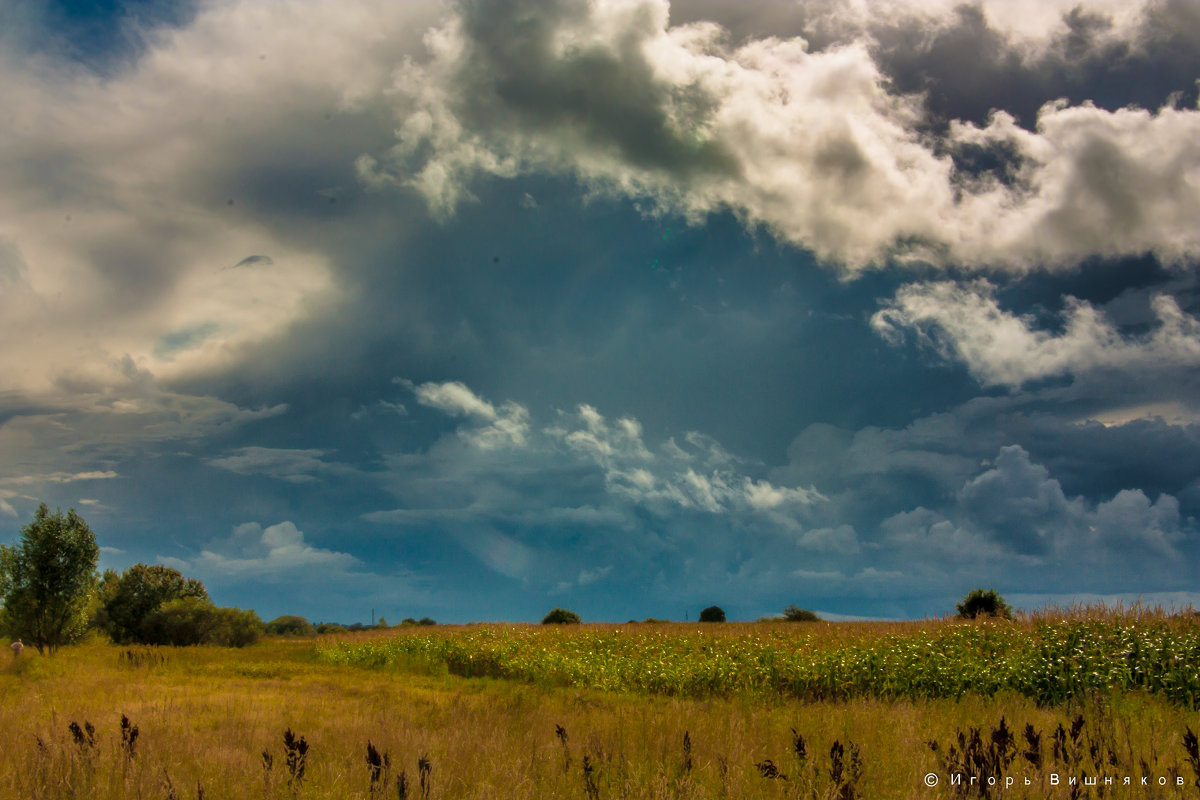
xmin=3 ymin=612 xmax=1200 ymax=799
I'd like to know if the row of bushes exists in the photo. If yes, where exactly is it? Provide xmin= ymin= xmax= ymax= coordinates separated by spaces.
xmin=541 ymin=604 xmax=824 ymax=625
xmin=538 ymin=592 xmax=1012 ymax=626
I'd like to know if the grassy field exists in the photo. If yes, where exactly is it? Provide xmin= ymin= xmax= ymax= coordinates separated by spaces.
xmin=3 ymin=613 xmax=1200 ymax=799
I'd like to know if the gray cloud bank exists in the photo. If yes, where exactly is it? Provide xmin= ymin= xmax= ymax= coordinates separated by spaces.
xmin=350 ymin=381 xmax=1197 ymax=609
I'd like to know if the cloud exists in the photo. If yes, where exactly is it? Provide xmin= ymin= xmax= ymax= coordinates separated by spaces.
xmin=415 ymin=380 xmax=499 ymax=419
xmin=359 ymin=0 xmax=1200 ymax=271
xmin=413 ymin=380 xmax=531 ymax=449
xmin=206 ymin=447 xmax=352 ymax=483
xmin=168 ymin=520 xmax=360 ymax=582
xmin=368 ymin=380 xmax=829 ymax=585
xmin=1 ymin=470 xmax=119 ymax=485
xmin=798 ymin=524 xmax=861 ymax=554
xmin=881 ymin=445 xmax=1188 ymax=568
xmin=544 ymin=402 xmax=824 ymax=516
xmin=872 ymin=281 xmax=1200 ymax=386
xmin=0 ymin=367 xmax=288 ymax=497
xmin=0 ymin=0 xmax=457 ymax=400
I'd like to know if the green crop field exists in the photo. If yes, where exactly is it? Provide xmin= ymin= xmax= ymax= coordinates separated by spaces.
xmin=4 ymin=611 xmax=1200 ymax=799
xmin=318 ymin=617 xmax=1200 ymax=708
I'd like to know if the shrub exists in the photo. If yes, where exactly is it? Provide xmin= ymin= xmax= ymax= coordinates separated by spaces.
xmin=782 ymin=605 xmax=820 ymax=622
xmin=213 ymin=607 xmax=264 ymax=647
xmin=140 ymin=597 xmax=222 ymax=646
xmin=317 ymin=623 xmax=348 ymax=634
xmin=542 ymin=608 xmax=581 ymax=625
xmin=266 ymin=615 xmax=316 ymax=636
xmin=699 ymin=605 xmax=726 ymax=623
xmin=417 ymin=617 xmax=437 ymax=626
xmin=141 ymin=598 xmax=263 ymax=646
xmin=956 ymin=588 xmax=1013 ymax=620
xmin=100 ymin=563 xmax=209 ymax=645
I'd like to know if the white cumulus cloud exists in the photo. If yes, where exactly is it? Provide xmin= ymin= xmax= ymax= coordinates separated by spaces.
xmin=872 ymin=281 xmax=1200 ymax=387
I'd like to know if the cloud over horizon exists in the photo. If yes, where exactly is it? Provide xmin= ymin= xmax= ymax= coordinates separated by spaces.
xmin=2 ymin=0 xmax=1199 ymax=622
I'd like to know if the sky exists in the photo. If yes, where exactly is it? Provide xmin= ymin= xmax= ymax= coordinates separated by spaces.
xmin=2 ymin=0 xmax=1200 ymax=624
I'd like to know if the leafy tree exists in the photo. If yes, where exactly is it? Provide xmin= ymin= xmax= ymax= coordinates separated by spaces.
xmin=541 ymin=608 xmax=581 ymax=624
xmin=699 ymin=605 xmax=726 ymax=623
xmin=782 ymin=605 xmax=820 ymax=622
xmin=956 ymin=588 xmax=1013 ymax=620
xmin=417 ymin=617 xmax=437 ymax=626
xmin=0 ymin=504 xmax=99 ymax=653
xmin=265 ymin=615 xmax=316 ymax=636
xmin=101 ymin=563 xmax=209 ymax=644
xmin=317 ymin=623 xmax=348 ymax=634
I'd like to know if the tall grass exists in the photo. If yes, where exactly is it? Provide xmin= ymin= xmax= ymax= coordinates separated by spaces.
xmin=3 ymin=613 xmax=1199 ymax=798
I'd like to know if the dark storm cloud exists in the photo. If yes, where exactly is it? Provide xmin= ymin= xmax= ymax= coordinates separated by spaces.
xmin=453 ymin=0 xmax=739 ymax=179
xmin=670 ymin=0 xmax=1200 ymax=127
xmin=871 ymin=0 xmax=1200 ymax=128
xmin=774 ymin=389 xmax=1200 ymax=554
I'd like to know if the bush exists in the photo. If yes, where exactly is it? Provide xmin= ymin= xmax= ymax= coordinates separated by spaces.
xmin=265 ymin=615 xmax=316 ymax=636
xmin=417 ymin=617 xmax=437 ymax=626
xmin=140 ymin=598 xmax=263 ymax=646
xmin=140 ymin=597 xmax=222 ymax=646
xmin=100 ymin=563 xmax=209 ymax=645
xmin=956 ymin=588 xmax=1013 ymax=620
xmin=541 ymin=608 xmax=581 ymax=624
xmin=317 ymin=623 xmax=348 ymax=634
xmin=782 ymin=604 xmax=820 ymax=622
xmin=699 ymin=605 xmax=726 ymax=623
xmin=212 ymin=607 xmax=264 ymax=647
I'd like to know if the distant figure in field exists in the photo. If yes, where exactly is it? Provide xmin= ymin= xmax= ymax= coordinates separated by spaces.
xmin=10 ymin=639 xmax=23 ymax=659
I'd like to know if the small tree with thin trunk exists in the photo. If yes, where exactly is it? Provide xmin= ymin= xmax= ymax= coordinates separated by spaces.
xmin=541 ymin=608 xmax=581 ymax=624
xmin=782 ymin=604 xmax=819 ymax=622
xmin=0 ymin=504 xmax=99 ymax=653
xmin=956 ymin=588 xmax=1013 ymax=620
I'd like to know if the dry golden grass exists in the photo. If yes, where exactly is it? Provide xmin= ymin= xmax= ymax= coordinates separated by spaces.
xmin=2 ymin=618 xmax=1198 ymax=799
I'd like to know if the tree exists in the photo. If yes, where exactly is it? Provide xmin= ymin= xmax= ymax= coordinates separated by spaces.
xmin=0 ymin=504 xmax=99 ymax=653
xmin=541 ymin=608 xmax=581 ymax=624
xmin=100 ymin=563 xmax=209 ymax=644
xmin=956 ymin=588 xmax=1013 ymax=620
xmin=782 ymin=605 xmax=819 ymax=622
xmin=265 ymin=615 xmax=316 ymax=636
xmin=699 ymin=605 xmax=726 ymax=623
